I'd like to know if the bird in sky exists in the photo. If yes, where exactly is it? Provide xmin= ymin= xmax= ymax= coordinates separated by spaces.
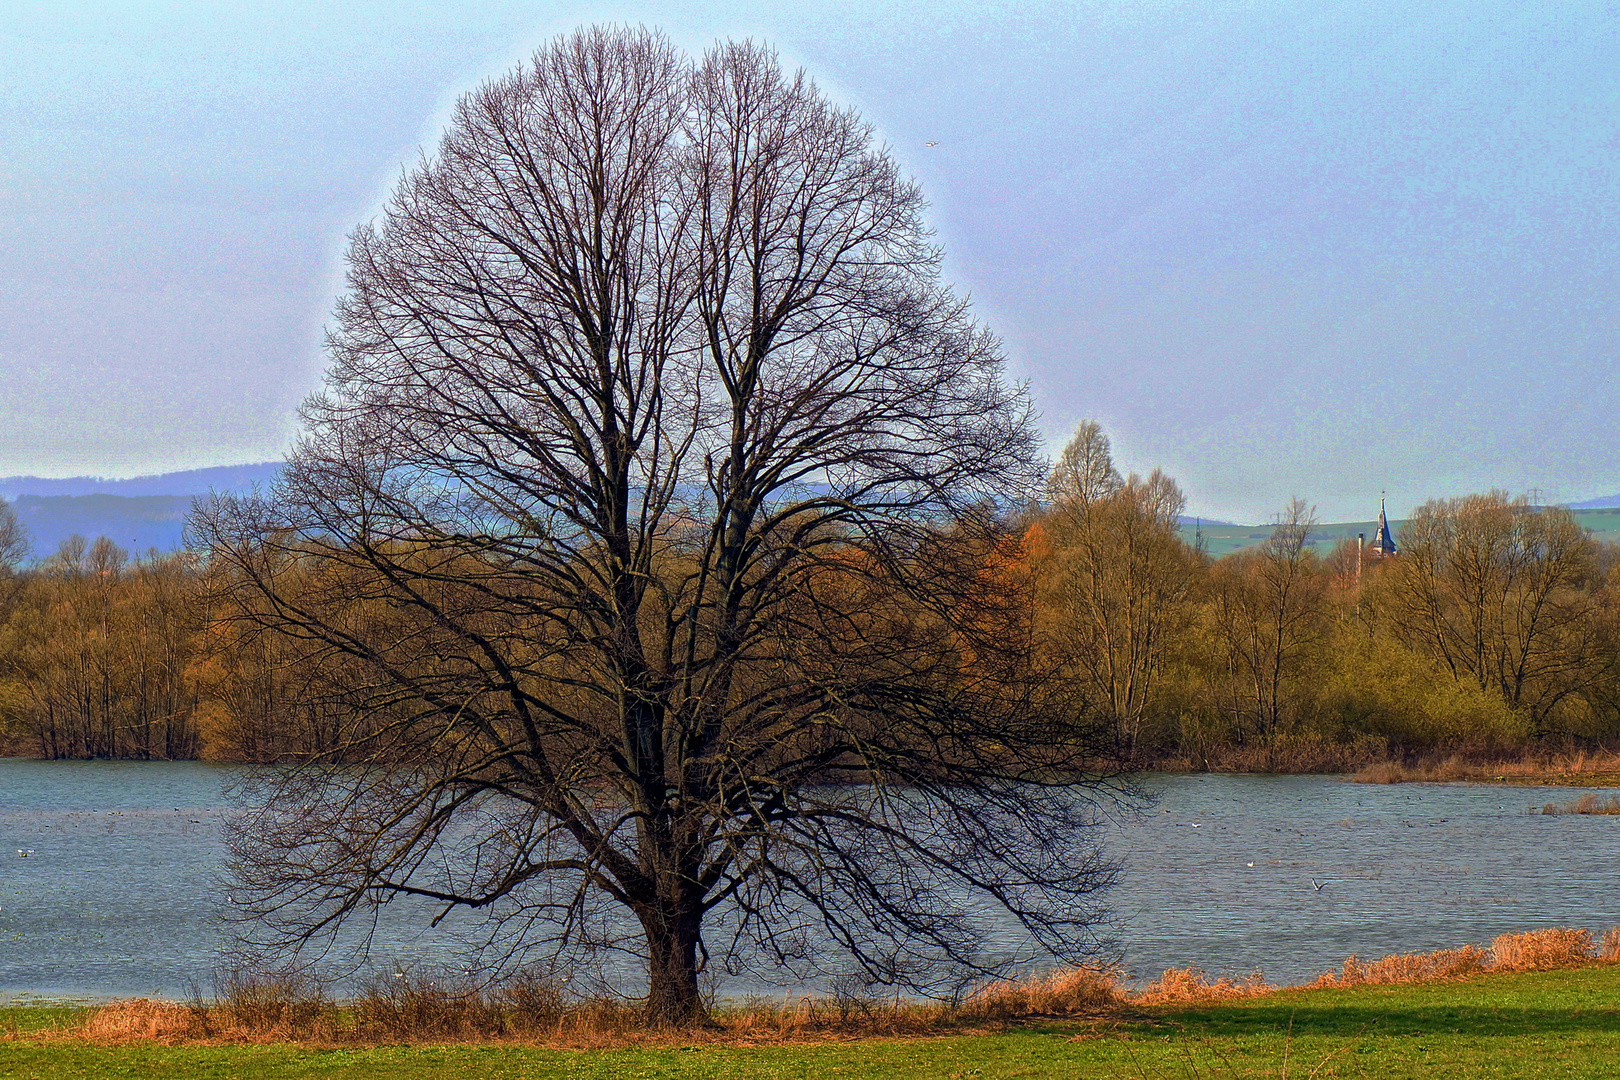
xmin=924 ymin=140 xmax=938 ymax=147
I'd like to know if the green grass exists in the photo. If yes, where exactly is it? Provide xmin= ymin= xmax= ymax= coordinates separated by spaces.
xmin=5 ymin=966 xmax=1620 ymax=1078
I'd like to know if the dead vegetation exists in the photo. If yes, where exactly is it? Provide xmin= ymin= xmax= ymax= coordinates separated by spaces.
xmin=1352 ymin=749 xmax=1620 ymax=786
xmin=42 ymin=926 xmax=1620 ymax=1049
xmin=58 ymin=965 xmax=1126 ymax=1047
xmin=1310 ymin=944 xmax=1490 ymax=987
xmin=1155 ymin=734 xmax=1388 ymax=776
xmin=1135 ymin=967 xmax=1271 ymax=1004
xmin=1309 ymin=928 xmax=1612 ymax=992
xmin=1534 ymin=793 xmax=1620 ymax=815
xmin=1490 ymin=927 xmax=1612 ymax=970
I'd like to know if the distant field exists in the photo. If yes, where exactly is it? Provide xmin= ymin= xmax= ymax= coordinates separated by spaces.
xmin=1181 ymin=508 xmax=1620 ymax=559
xmin=6 ymin=965 xmax=1620 ymax=1078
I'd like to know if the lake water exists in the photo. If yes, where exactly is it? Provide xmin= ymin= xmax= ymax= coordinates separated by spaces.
xmin=1 ymin=760 xmax=1616 ymax=999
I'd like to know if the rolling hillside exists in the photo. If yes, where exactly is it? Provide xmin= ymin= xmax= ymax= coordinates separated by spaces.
xmin=0 ymin=463 xmax=281 ymax=561
xmin=1181 ymin=508 xmax=1620 ymax=558
xmin=4 ymin=463 xmax=1620 ymax=562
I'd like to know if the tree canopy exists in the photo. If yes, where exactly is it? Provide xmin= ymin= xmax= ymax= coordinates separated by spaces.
xmin=196 ymin=27 xmax=1117 ymax=1025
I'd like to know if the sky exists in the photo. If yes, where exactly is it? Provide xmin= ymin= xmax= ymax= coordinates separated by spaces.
xmin=2 ymin=1 xmax=1617 ymax=522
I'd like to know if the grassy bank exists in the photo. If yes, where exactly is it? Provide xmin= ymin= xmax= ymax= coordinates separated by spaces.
xmin=5 ymin=930 xmax=1619 ymax=1078
xmin=7 ymin=967 xmax=1620 ymax=1078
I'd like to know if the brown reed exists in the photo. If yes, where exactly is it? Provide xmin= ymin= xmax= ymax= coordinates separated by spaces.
xmin=1352 ymin=749 xmax=1620 ymax=786
xmin=1489 ymin=928 xmax=1595 ymax=971
xmin=963 ymin=963 xmax=1124 ymax=1019
xmin=77 ymin=999 xmax=201 ymax=1044
xmin=59 ymin=925 xmax=1620 ymax=1047
xmin=1135 ymin=966 xmax=1271 ymax=1004
xmin=1537 ymin=793 xmax=1620 ymax=815
xmin=1309 ymin=945 xmax=1489 ymax=988
xmin=1157 ymin=735 xmax=1387 ymax=776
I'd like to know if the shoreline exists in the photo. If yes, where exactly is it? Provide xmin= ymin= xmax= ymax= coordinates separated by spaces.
xmin=11 ymin=969 xmax=1620 ymax=1079
xmin=10 ymin=750 xmax=1620 ymax=787
xmin=1143 ymin=746 xmax=1620 ymax=787
xmin=3 ymin=927 xmax=1614 ymax=1048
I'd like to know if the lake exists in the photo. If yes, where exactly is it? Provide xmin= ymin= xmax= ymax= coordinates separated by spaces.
xmin=0 ymin=760 xmax=1616 ymax=999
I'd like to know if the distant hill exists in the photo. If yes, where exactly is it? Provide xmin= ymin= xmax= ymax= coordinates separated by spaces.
xmin=11 ymin=494 xmax=193 ymax=558
xmin=1178 ymin=518 xmax=1395 ymax=559
xmin=0 ymin=463 xmax=281 ymax=561
xmin=5 ymin=462 xmax=1619 ymax=562
xmin=1181 ymin=507 xmax=1620 ymax=558
xmin=0 ymin=462 xmax=282 ymax=500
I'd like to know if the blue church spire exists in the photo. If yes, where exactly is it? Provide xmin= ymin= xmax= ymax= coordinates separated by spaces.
xmin=1372 ymin=494 xmax=1397 ymax=556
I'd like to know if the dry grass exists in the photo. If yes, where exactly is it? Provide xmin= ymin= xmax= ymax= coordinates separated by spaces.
xmin=78 ymin=999 xmax=202 ymax=1044
xmin=1353 ymin=749 xmax=1620 ymax=786
xmin=1309 ymin=929 xmax=1597 ymax=991
xmin=962 ymin=963 xmax=1123 ymax=1019
xmin=1157 ymin=735 xmax=1387 ymax=776
xmin=1310 ymin=944 xmax=1489 ymax=988
xmin=1536 ymin=793 xmax=1620 ymax=815
xmin=56 ymin=965 xmax=1123 ymax=1049
xmin=55 ymin=926 xmax=1620 ymax=1048
xmin=1135 ymin=966 xmax=1271 ymax=1004
xmin=1490 ymin=928 xmax=1596 ymax=971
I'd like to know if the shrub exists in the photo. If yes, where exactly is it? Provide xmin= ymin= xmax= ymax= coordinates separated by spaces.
xmin=1311 ymin=945 xmax=1488 ymax=987
xmin=1491 ymin=928 xmax=1595 ymax=971
xmin=1136 ymin=966 xmax=1270 ymax=1004
xmin=965 ymin=964 xmax=1123 ymax=1019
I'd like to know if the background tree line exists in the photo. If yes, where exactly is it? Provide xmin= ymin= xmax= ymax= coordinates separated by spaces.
xmin=4 ymin=428 xmax=1620 ymax=767
xmin=1028 ymin=423 xmax=1620 ymax=769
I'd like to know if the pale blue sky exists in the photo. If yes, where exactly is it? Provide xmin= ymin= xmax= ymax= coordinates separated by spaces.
xmin=2 ymin=0 xmax=1616 ymax=521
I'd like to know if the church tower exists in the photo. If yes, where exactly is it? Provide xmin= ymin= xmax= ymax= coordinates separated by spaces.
xmin=1369 ymin=495 xmax=1397 ymax=558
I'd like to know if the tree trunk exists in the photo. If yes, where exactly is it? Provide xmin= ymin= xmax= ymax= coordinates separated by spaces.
xmin=641 ymin=904 xmax=708 ymax=1027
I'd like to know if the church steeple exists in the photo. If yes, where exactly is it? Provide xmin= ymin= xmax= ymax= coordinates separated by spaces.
xmin=1371 ymin=494 xmax=1397 ymax=557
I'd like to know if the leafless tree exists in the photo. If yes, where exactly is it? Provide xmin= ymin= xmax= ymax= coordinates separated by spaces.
xmin=0 ymin=498 xmax=26 ymax=623
xmin=0 ymin=498 xmax=25 ymax=575
xmin=195 ymin=28 xmax=1121 ymax=1026
xmin=1206 ymin=499 xmax=1326 ymax=742
xmin=1039 ymin=422 xmax=1198 ymax=753
xmin=1376 ymin=493 xmax=1606 ymax=734
xmin=3 ymin=537 xmax=200 ymax=759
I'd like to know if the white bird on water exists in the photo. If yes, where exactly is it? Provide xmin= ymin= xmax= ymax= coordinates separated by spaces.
xmin=1312 ymin=879 xmax=1327 ymax=891
xmin=16 ymin=849 xmax=32 ymax=858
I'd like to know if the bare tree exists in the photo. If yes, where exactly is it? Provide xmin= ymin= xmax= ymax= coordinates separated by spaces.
xmin=2 ymin=537 xmax=201 ymax=759
xmin=0 ymin=498 xmax=26 ymax=624
xmin=1039 ymin=422 xmax=1198 ymax=752
xmin=1046 ymin=420 xmax=1121 ymax=508
xmin=0 ymin=498 xmax=25 ymax=574
xmin=1376 ymin=493 xmax=1605 ymax=734
xmin=197 ymin=28 xmax=1120 ymax=1026
xmin=1205 ymin=499 xmax=1326 ymax=742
